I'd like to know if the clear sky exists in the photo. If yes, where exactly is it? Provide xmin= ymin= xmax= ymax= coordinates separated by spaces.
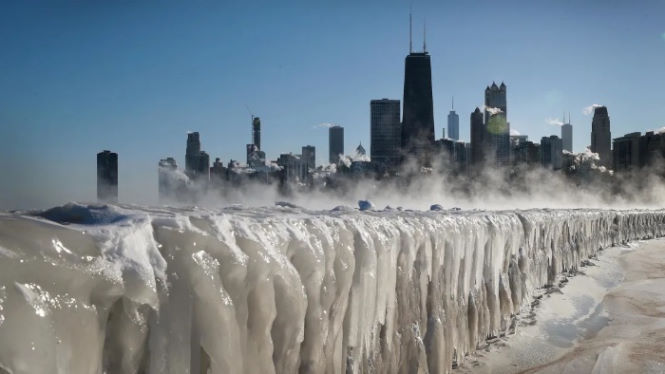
xmin=1 ymin=0 xmax=664 ymax=209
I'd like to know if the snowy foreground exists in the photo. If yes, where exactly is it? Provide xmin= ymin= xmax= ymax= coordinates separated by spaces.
xmin=0 ymin=204 xmax=664 ymax=374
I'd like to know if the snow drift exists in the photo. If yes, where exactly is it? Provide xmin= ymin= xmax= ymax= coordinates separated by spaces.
xmin=0 ymin=203 xmax=664 ymax=374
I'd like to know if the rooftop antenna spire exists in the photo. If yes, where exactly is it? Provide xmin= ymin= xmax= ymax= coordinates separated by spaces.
xmin=568 ymin=112 xmax=571 ymax=124
xmin=409 ymin=11 xmax=413 ymax=53
xmin=423 ymin=17 xmax=427 ymax=52
xmin=452 ymin=96 xmax=454 ymax=110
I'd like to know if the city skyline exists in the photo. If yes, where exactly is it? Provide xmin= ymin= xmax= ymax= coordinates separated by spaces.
xmin=2 ymin=1 xmax=665 ymax=209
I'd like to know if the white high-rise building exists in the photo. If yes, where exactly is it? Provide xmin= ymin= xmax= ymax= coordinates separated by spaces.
xmin=561 ymin=122 xmax=573 ymax=152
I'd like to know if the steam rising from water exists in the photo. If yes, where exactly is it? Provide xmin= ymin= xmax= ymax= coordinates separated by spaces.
xmin=159 ymin=153 xmax=665 ymax=211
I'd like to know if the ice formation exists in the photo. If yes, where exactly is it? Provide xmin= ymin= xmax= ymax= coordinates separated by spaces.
xmin=0 ymin=203 xmax=664 ymax=374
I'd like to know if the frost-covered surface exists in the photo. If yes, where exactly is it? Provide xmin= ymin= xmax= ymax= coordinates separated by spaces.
xmin=0 ymin=203 xmax=664 ymax=374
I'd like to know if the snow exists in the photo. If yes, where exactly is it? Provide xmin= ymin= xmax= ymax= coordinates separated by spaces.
xmin=0 ymin=204 xmax=664 ymax=373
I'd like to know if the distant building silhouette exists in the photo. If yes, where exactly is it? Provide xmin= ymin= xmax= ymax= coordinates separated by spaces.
xmin=612 ymin=131 xmax=665 ymax=172
xmin=613 ymin=132 xmax=641 ymax=172
xmin=246 ymin=143 xmax=266 ymax=168
xmin=356 ymin=142 xmax=366 ymax=156
xmin=562 ymin=115 xmax=573 ymax=152
xmin=470 ymin=107 xmax=486 ymax=165
xmin=97 ymin=150 xmax=118 ymax=202
xmin=301 ymin=145 xmax=315 ymax=175
xmin=436 ymin=138 xmax=455 ymax=160
xmin=513 ymin=141 xmax=540 ymax=165
xmin=252 ymin=116 xmax=261 ymax=150
xmin=370 ymin=99 xmax=401 ymax=169
xmin=186 ymin=132 xmax=201 ymax=171
xmin=510 ymin=134 xmax=528 ymax=147
xmin=277 ymin=153 xmax=302 ymax=183
xmin=158 ymin=157 xmax=184 ymax=201
xmin=329 ymin=125 xmax=344 ymax=164
xmin=484 ymin=82 xmax=510 ymax=165
xmin=210 ymin=157 xmax=227 ymax=186
xmin=639 ymin=131 xmax=665 ymax=167
xmin=447 ymin=97 xmax=459 ymax=140
xmin=541 ymin=135 xmax=563 ymax=170
xmin=185 ymin=132 xmax=209 ymax=180
xmin=401 ymin=48 xmax=435 ymax=166
xmin=591 ymin=106 xmax=612 ymax=168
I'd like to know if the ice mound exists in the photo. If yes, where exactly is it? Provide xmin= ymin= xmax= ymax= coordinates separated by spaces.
xmin=0 ymin=205 xmax=664 ymax=373
xmin=35 ymin=202 xmax=130 ymax=225
xmin=357 ymin=200 xmax=374 ymax=211
xmin=274 ymin=201 xmax=301 ymax=209
xmin=430 ymin=204 xmax=444 ymax=211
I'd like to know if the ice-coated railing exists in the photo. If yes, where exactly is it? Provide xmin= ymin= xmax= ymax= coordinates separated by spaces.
xmin=0 ymin=204 xmax=664 ymax=374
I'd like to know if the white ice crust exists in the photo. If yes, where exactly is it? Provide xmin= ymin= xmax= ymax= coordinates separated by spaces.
xmin=0 ymin=203 xmax=664 ymax=373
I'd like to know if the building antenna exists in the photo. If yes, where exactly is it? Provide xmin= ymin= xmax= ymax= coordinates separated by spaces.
xmin=568 ymin=112 xmax=571 ymax=124
xmin=452 ymin=96 xmax=454 ymax=110
xmin=244 ymin=104 xmax=254 ymax=120
xmin=423 ymin=17 xmax=427 ymax=52
xmin=409 ymin=11 xmax=413 ymax=53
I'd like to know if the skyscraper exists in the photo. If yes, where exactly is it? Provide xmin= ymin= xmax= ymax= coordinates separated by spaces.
xmin=97 ymin=150 xmax=118 ymax=202
xmin=540 ymin=135 xmax=563 ymax=170
xmin=158 ymin=157 xmax=178 ymax=201
xmin=447 ymin=98 xmax=459 ymax=140
xmin=301 ymin=145 xmax=315 ymax=173
xmin=252 ymin=116 xmax=261 ymax=150
xmin=484 ymin=82 xmax=510 ymax=165
xmin=186 ymin=132 xmax=201 ymax=173
xmin=185 ymin=132 xmax=210 ymax=180
xmin=401 ymin=18 xmax=435 ymax=166
xmin=561 ymin=115 xmax=573 ymax=152
xmin=356 ymin=143 xmax=366 ymax=156
xmin=470 ymin=108 xmax=486 ymax=165
xmin=329 ymin=125 xmax=344 ymax=164
xmin=591 ymin=106 xmax=612 ymax=168
xmin=613 ymin=132 xmax=641 ymax=172
xmin=370 ymin=99 xmax=401 ymax=169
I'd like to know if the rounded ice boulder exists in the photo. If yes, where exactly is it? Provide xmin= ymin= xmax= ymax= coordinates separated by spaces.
xmin=430 ymin=204 xmax=444 ymax=211
xmin=358 ymin=200 xmax=374 ymax=211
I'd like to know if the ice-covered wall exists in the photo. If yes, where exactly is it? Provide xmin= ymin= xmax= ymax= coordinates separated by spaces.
xmin=0 ymin=204 xmax=664 ymax=374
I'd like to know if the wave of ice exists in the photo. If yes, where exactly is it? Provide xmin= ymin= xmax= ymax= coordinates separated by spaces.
xmin=0 ymin=203 xmax=664 ymax=373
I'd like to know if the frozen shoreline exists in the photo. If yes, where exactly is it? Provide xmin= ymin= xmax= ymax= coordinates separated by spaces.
xmin=460 ymin=238 xmax=665 ymax=373
xmin=1 ymin=204 xmax=665 ymax=373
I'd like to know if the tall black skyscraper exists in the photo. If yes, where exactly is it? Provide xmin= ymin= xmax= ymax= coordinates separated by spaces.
xmin=97 ymin=150 xmax=118 ymax=202
xmin=470 ymin=108 xmax=486 ymax=165
xmin=484 ymin=82 xmax=510 ymax=165
xmin=401 ymin=16 xmax=435 ymax=166
xmin=252 ymin=116 xmax=261 ymax=150
xmin=185 ymin=132 xmax=210 ymax=180
xmin=329 ymin=125 xmax=344 ymax=164
xmin=370 ymin=99 xmax=401 ymax=169
xmin=591 ymin=106 xmax=612 ymax=168
xmin=186 ymin=132 xmax=201 ymax=172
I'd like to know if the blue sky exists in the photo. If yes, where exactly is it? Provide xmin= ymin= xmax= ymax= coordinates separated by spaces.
xmin=1 ymin=0 xmax=664 ymax=209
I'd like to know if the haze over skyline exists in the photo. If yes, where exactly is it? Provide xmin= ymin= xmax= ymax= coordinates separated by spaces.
xmin=2 ymin=0 xmax=665 ymax=209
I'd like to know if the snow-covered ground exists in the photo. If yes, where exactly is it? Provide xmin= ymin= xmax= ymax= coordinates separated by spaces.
xmin=461 ymin=238 xmax=665 ymax=374
xmin=0 ymin=203 xmax=664 ymax=374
